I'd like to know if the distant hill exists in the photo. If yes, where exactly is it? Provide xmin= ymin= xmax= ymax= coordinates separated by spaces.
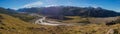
xmin=0 ymin=7 xmax=38 ymax=22
xmin=18 ymin=6 xmax=120 ymax=18
xmin=0 ymin=7 xmax=18 ymax=15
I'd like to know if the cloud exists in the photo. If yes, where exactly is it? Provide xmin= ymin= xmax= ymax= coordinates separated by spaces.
xmin=21 ymin=1 xmax=43 ymax=8
xmin=45 ymin=4 xmax=58 ymax=7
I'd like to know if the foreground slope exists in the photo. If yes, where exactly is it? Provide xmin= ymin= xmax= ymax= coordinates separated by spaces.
xmin=1 ymin=14 xmax=120 ymax=34
xmin=0 ymin=14 xmax=41 ymax=34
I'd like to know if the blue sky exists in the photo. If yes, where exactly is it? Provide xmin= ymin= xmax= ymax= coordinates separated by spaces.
xmin=0 ymin=0 xmax=120 ymax=12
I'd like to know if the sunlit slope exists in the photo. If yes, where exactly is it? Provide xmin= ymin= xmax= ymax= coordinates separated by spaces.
xmin=0 ymin=14 xmax=41 ymax=34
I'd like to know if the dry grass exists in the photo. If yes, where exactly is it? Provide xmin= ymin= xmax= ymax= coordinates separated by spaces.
xmin=0 ymin=14 xmax=120 ymax=34
xmin=50 ymin=16 xmax=87 ymax=23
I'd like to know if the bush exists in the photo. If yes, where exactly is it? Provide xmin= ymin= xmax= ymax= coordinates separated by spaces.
xmin=0 ymin=27 xmax=4 ymax=29
xmin=113 ymin=29 xmax=119 ymax=34
xmin=78 ymin=20 xmax=90 ymax=24
xmin=0 ymin=15 xmax=3 ymax=19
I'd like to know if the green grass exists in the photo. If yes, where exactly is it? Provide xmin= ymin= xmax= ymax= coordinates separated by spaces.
xmin=11 ymin=14 xmax=36 ymax=22
xmin=52 ymin=16 xmax=88 ymax=23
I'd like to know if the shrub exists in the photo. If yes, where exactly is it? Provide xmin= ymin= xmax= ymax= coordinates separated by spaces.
xmin=78 ymin=20 xmax=90 ymax=24
xmin=0 ymin=15 xmax=3 ymax=19
xmin=0 ymin=27 xmax=4 ymax=29
xmin=113 ymin=29 xmax=119 ymax=34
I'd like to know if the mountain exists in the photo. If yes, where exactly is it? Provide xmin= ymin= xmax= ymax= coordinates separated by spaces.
xmin=0 ymin=7 xmax=18 ymax=15
xmin=17 ymin=7 xmax=43 ymax=13
xmin=0 ymin=7 xmax=38 ymax=22
xmin=18 ymin=6 xmax=120 ymax=18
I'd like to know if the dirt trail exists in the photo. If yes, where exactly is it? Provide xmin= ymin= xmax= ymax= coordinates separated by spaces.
xmin=35 ymin=17 xmax=72 ymax=26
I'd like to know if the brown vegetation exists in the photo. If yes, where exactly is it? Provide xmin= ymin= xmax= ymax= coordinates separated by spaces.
xmin=1 ymin=14 xmax=120 ymax=34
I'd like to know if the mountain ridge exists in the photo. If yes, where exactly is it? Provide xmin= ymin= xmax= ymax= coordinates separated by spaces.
xmin=17 ymin=6 xmax=120 ymax=18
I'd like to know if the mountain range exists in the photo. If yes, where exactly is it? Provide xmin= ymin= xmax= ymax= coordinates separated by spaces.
xmin=18 ymin=6 xmax=120 ymax=18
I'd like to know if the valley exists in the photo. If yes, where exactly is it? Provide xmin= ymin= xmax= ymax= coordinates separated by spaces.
xmin=0 ymin=5 xmax=120 ymax=34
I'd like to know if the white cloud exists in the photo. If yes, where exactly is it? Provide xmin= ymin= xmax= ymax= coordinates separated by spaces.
xmin=21 ymin=1 xmax=43 ymax=8
xmin=45 ymin=5 xmax=58 ymax=7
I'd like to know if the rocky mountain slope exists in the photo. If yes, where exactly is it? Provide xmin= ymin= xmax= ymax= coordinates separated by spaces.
xmin=18 ymin=6 xmax=120 ymax=18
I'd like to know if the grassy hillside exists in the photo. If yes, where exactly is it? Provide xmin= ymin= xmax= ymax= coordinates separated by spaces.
xmin=56 ymin=16 xmax=88 ymax=23
xmin=1 ymin=14 xmax=120 ymax=34
xmin=11 ymin=14 xmax=37 ymax=22
xmin=0 ymin=14 xmax=41 ymax=34
xmin=49 ymin=16 xmax=118 ymax=24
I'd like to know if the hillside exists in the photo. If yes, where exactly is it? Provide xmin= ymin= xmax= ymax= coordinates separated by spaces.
xmin=0 ymin=14 xmax=41 ymax=34
xmin=1 ymin=14 xmax=120 ymax=34
xmin=0 ymin=7 xmax=17 ymax=15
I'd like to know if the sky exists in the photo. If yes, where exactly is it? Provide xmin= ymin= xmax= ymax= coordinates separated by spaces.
xmin=0 ymin=0 xmax=120 ymax=12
